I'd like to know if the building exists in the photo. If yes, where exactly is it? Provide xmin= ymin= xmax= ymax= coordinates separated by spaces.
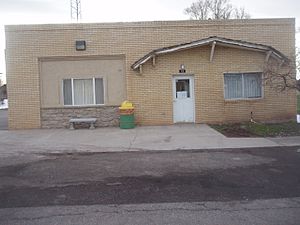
xmin=5 ymin=18 xmax=296 ymax=129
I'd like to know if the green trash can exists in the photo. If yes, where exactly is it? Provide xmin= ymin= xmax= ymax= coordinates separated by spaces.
xmin=120 ymin=114 xmax=135 ymax=129
xmin=119 ymin=101 xmax=135 ymax=129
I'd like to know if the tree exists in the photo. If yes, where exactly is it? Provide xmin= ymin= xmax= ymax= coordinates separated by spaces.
xmin=184 ymin=0 xmax=210 ymax=20
xmin=210 ymin=0 xmax=233 ymax=19
xmin=234 ymin=7 xmax=251 ymax=19
xmin=263 ymin=50 xmax=300 ymax=92
xmin=184 ymin=0 xmax=250 ymax=20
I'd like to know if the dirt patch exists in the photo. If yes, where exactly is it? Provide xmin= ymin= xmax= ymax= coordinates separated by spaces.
xmin=210 ymin=124 xmax=258 ymax=137
xmin=218 ymin=125 xmax=258 ymax=137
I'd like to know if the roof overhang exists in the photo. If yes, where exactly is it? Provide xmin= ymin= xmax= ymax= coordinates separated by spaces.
xmin=131 ymin=36 xmax=290 ymax=70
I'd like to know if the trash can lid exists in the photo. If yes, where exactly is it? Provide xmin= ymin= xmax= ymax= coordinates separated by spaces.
xmin=119 ymin=100 xmax=134 ymax=109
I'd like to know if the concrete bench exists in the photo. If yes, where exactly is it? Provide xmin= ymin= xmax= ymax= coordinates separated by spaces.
xmin=69 ymin=118 xmax=97 ymax=130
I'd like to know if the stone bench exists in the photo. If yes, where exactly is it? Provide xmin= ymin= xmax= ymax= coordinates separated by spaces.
xmin=69 ymin=118 xmax=97 ymax=130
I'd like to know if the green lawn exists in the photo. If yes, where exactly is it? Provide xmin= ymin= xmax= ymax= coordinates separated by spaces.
xmin=211 ymin=121 xmax=300 ymax=137
xmin=246 ymin=121 xmax=300 ymax=137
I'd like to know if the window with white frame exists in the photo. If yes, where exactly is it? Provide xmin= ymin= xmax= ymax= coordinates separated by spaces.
xmin=224 ymin=73 xmax=262 ymax=99
xmin=63 ymin=78 xmax=104 ymax=106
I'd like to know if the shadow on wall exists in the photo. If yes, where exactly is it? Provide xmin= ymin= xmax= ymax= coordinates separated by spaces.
xmin=0 ymin=84 xmax=7 ymax=100
xmin=0 ymin=107 xmax=8 ymax=130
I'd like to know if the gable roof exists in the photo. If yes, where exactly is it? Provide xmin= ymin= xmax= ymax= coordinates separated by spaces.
xmin=131 ymin=36 xmax=289 ymax=70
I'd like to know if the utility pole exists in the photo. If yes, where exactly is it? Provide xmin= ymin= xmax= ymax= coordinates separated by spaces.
xmin=70 ymin=0 xmax=82 ymax=21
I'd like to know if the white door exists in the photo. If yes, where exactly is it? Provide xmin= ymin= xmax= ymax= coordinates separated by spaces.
xmin=173 ymin=76 xmax=195 ymax=123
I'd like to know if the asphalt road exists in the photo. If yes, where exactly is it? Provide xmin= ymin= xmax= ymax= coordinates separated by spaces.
xmin=1 ymin=146 xmax=300 ymax=224
xmin=2 ymin=146 xmax=300 ymax=207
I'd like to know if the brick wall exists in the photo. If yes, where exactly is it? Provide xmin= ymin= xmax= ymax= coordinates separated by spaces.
xmin=131 ymin=46 xmax=296 ymax=125
xmin=5 ymin=19 xmax=296 ymax=129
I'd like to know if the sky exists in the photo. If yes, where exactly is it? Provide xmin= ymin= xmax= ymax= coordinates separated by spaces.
xmin=0 ymin=0 xmax=299 ymax=83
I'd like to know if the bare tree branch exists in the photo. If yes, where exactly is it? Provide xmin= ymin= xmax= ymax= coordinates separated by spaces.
xmin=184 ymin=0 xmax=251 ymax=20
xmin=210 ymin=0 xmax=233 ymax=19
xmin=184 ymin=0 xmax=210 ymax=20
xmin=234 ymin=7 xmax=251 ymax=19
xmin=263 ymin=56 xmax=300 ymax=92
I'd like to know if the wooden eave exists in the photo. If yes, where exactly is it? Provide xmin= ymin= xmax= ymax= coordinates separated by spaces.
xmin=131 ymin=36 xmax=289 ymax=70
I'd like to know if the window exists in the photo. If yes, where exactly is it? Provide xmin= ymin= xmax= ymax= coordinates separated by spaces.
xmin=176 ymin=79 xmax=190 ymax=98
xmin=63 ymin=78 xmax=104 ymax=106
xmin=224 ymin=73 xmax=262 ymax=99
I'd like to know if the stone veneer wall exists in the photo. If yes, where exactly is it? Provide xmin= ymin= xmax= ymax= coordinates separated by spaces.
xmin=41 ymin=106 xmax=119 ymax=128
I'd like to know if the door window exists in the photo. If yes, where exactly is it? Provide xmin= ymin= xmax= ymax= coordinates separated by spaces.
xmin=176 ymin=79 xmax=190 ymax=99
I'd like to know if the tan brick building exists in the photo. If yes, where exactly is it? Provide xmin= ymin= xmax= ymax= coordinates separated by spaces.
xmin=5 ymin=18 xmax=297 ymax=129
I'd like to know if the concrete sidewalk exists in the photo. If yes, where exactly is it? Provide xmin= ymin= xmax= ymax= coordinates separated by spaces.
xmin=0 ymin=124 xmax=299 ymax=156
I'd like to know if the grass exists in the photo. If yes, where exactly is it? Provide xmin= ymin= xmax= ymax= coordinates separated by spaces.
xmin=246 ymin=121 xmax=300 ymax=137
xmin=211 ymin=121 xmax=300 ymax=137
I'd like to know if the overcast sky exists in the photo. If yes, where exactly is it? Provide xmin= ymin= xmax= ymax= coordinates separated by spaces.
xmin=0 ymin=0 xmax=299 ymax=83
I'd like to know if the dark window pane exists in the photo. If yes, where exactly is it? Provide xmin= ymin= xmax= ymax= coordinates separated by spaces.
xmin=63 ymin=79 xmax=72 ymax=105
xmin=176 ymin=79 xmax=190 ymax=98
xmin=95 ymin=78 xmax=104 ymax=104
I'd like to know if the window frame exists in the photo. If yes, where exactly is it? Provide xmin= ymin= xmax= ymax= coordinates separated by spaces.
xmin=223 ymin=72 xmax=263 ymax=100
xmin=62 ymin=77 xmax=105 ymax=106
